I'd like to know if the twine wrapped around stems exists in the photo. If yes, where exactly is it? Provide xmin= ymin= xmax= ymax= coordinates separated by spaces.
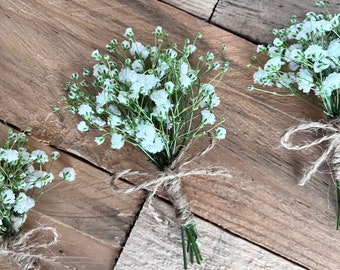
xmin=0 ymin=226 xmax=67 ymax=270
xmin=281 ymin=120 xmax=340 ymax=229
xmin=111 ymin=138 xmax=230 ymax=267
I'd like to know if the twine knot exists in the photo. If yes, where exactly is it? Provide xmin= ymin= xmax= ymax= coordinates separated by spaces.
xmin=0 ymin=226 xmax=60 ymax=270
xmin=281 ymin=120 xmax=340 ymax=185
xmin=111 ymin=139 xmax=230 ymax=226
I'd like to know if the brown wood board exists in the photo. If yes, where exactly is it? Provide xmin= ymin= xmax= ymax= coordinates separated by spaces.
xmin=211 ymin=0 xmax=340 ymax=44
xmin=1 ymin=0 xmax=340 ymax=269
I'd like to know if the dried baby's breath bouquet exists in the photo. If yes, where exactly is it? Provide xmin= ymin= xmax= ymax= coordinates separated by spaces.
xmin=62 ymin=26 xmax=230 ymax=268
xmin=249 ymin=1 xmax=340 ymax=229
xmin=0 ymin=128 xmax=75 ymax=267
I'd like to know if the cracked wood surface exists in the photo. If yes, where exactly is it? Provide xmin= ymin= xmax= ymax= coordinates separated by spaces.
xmin=1 ymin=0 xmax=340 ymax=269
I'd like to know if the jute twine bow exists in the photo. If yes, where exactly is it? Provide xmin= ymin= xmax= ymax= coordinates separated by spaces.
xmin=111 ymin=138 xmax=231 ymax=227
xmin=280 ymin=120 xmax=340 ymax=186
xmin=0 ymin=226 xmax=67 ymax=270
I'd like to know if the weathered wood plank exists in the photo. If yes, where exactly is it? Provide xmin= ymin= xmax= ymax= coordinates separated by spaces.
xmin=115 ymin=198 xmax=304 ymax=270
xmin=211 ymin=0 xmax=340 ymax=44
xmin=0 ymin=123 xmax=145 ymax=269
xmin=1 ymin=1 xmax=340 ymax=269
xmin=159 ymin=0 xmax=217 ymax=21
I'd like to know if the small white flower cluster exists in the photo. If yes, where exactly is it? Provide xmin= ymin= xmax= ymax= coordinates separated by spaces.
xmin=251 ymin=2 xmax=340 ymax=119
xmin=0 ymin=129 xmax=75 ymax=236
xmin=64 ymin=26 xmax=228 ymax=170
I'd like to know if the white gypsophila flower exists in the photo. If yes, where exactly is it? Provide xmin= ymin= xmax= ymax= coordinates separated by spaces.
xmin=151 ymin=89 xmax=169 ymax=106
xmin=118 ymin=68 xmax=138 ymax=84
xmin=155 ymin=60 xmax=169 ymax=78
xmin=78 ymin=104 xmax=94 ymax=117
xmin=14 ymin=193 xmax=35 ymax=214
xmin=24 ymin=170 xmax=44 ymax=191
xmin=253 ymin=69 xmax=273 ymax=86
xmin=30 ymin=150 xmax=49 ymax=164
xmin=264 ymin=56 xmax=284 ymax=73
xmin=322 ymin=72 xmax=340 ymax=97
xmin=139 ymin=74 xmax=160 ymax=96
xmin=296 ymin=18 xmax=332 ymax=40
xmin=95 ymin=136 xmax=105 ymax=145
xmin=18 ymin=147 xmax=30 ymax=162
xmin=277 ymin=72 xmax=296 ymax=88
xmin=130 ymin=41 xmax=149 ymax=59
xmin=108 ymin=114 xmax=122 ymax=128
xmin=186 ymin=44 xmax=197 ymax=54
xmin=267 ymin=46 xmax=282 ymax=58
xmin=287 ymin=23 xmax=300 ymax=39
xmin=107 ymin=104 xmax=121 ymax=115
xmin=117 ymin=91 xmax=129 ymax=105
xmin=96 ymin=91 xmax=114 ymax=108
xmin=215 ymin=127 xmax=227 ymax=140
xmin=273 ymin=38 xmax=284 ymax=47
xmin=328 ymin=38 xmax=340 ymax=58
xmin=110 ymin=133 xmax=125 ymax=149
xmin=51 ymin=151 xmax=60 ymax=160
xmin=304 ymin=44 xmax=327 ymax=62
xmin=11 ymin=214 xmax=27 ymax=232
xmin=257 ymin=44 xmax=267 ymax=53
xmin=201 ymin=109 xmax=216 ymax=125
xmin=121 ymin=40 xmax=130 ymax=50
xmin=199 ymin=83 xmax=215 ymax=94
xmin=3 ymin=149 xmax=19 ymax=163
xmin=331 ymin=14 xmax=340 ymax=27
xmin=296 ymin=69 xmax=314 ymax=93
xmin=179 ymin=62 xmax=193 ymax=89
xmin=142 ymin=135 xmax=164 ymax=154
xmin=77 ymin=121 xmax=89 ymax=132
xmin=59 ymin=167 xmax=76 ymax=181
xmin=166 ymin=48 xmax=177 ymax=59
xmin=124 ymin=27 xmax=134 ymax=38
xmin=34 ymin=172 xmax=54 ymax=188
xmin=313 ymin=57 xmax=331 ymax=73
xmin=154 ymin=26 xmax=163 ymax=35
xmin=1 ymin=189 xmax=15 ymax=205
xmin=93 ymin=63 xmax=109 ymax=77
xmin=165 ymin=81 xmax=175 ymax=94
xmin=131 ymin=59 xmax=144 ymax=72
xmin=92 ymin=116 xmax=106 ymax=127
xmin=91 ymin=49 xmax=102 ymax=61
xmin=285 ymin=43 xmax=303 ymax=61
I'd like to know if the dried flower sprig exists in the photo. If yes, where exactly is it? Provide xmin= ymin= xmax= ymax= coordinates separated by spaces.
xmin=248 ymin=1 xmax=340 ymax=229
xmin=61 ymin=26 xmax=229 ymax=268
xmin=0 ymin=128 xmax=75 ymax=237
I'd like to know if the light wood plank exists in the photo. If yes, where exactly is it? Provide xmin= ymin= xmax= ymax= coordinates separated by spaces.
xmin=1 ymin=1 xmax=340 ymax=269
xmin=115 ymin=198 xmax=304 ymax=270
xmin=211 ymin=0 xmax=340 ymax=44
xmin=159 ymin=0 xmax=217 ymax=21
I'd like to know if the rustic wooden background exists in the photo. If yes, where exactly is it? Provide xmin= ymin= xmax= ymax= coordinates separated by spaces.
xmin=1 ymin=0 xmax=339 ymax=269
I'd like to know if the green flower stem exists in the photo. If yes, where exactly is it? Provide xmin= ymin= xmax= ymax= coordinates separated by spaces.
xmin=337 ymin=179 xmax=340 ymax=230
xmin=181 ymin=223 xmax=202 ymax=270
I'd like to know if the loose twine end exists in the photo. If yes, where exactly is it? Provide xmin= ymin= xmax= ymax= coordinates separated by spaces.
xmin=0 ymin=225 xmax=71 ymax=270
xmin=281 ymin=120 xmax=340 ymax=186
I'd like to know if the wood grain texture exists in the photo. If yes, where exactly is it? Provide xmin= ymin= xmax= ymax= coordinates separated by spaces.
xmin=1 ymin=0 xmax=340 ymax=269
xmin=211 ymin=0 xmax=340 ymax=44
xmin=159 ymin=0 xmax=218 ymax=20
xmin=115 ymin=198 xmax=304 ymax=270
xmin=0 ymin=123 xmax=145 ymax=269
